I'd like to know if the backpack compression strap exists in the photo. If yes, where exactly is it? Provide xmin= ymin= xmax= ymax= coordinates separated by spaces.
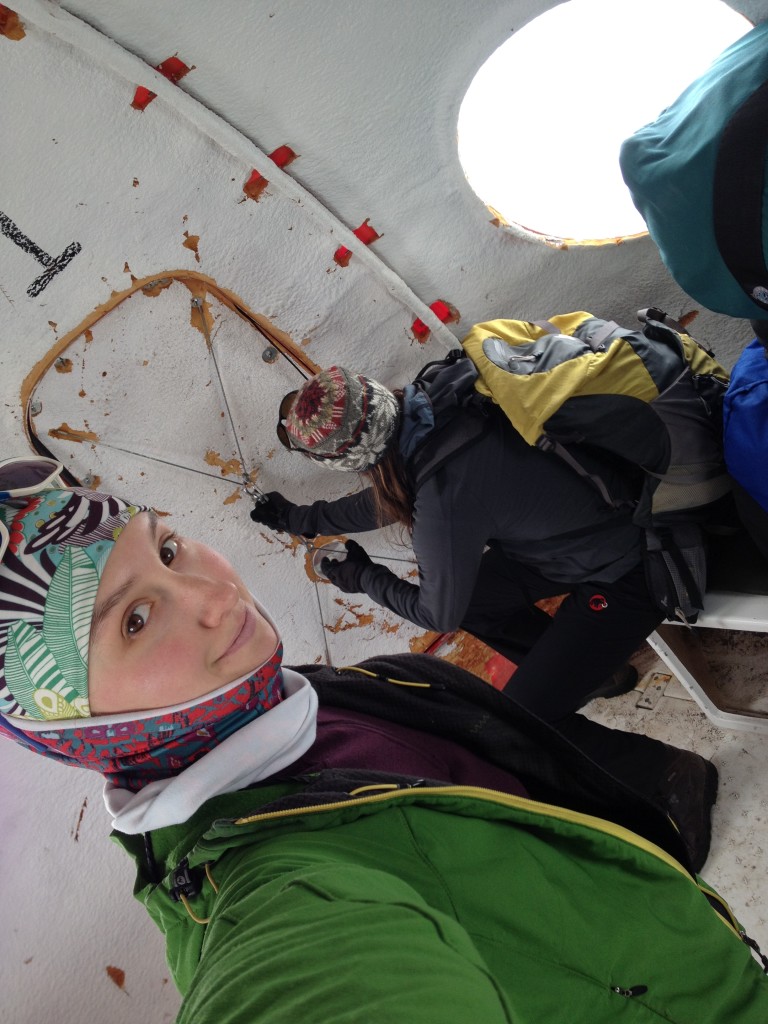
xmin=713 ymin=78 xmax=768 ymax=310
xmin=534 ymin=319 xmax=619 ymax=351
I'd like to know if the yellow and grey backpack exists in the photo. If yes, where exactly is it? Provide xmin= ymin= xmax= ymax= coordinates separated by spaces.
xmin=413 ymin=308 xmax=731 ymax=623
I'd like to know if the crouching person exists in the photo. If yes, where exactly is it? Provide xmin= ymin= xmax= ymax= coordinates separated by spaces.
xmin=1 ymin=464 xmax=766 ymax=1023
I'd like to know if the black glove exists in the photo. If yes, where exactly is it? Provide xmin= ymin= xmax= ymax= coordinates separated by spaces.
xmin=250 ymin=491 xmax=296 ymax=532
xmin=320 ymin=539 xmax=375 ymax=593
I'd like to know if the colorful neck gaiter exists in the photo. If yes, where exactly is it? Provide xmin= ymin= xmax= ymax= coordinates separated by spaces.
xmin=3 ymin=643 xmax=285 ymax=791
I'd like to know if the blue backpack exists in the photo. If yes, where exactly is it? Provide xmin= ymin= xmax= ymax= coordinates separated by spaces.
xmin=620 ymin=21 xmax=768 ymax=320
xmin=722 ymin=337 xmax=768 ymax=559
xmin=724 ymin=338 xmax=768 ymax=510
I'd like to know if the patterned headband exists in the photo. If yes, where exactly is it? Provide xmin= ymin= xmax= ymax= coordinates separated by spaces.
xmin=0 ymin=488 xmax=145 ymax=721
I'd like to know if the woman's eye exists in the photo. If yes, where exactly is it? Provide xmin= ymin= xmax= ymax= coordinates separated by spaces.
xmin=126 ymin=603 xmax=151 ymax=636
xmin=160 ymin=537 xmax=179 ymax=566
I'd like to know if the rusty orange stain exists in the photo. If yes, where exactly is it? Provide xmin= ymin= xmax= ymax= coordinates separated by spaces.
xmin=410 ymin=629 xmax=515 ymax=688
xmin=84 ymin=328 xmax=94 ymax=343
xmin=87 ymin=475 xmax=102 ymax=490
xmin=325 ymin=599 xmax=375 ymax=634
xmin=183 ymin=231 xmax=201 ymax=263
xmin=223 ymin=489 xmax=241 ymax=505
xmin=186 ymin=281 xmax=214 ymax=341
xmin=409 ymin=630 xmax=442 ymax=654
xmin=255 ymin=531 xmax=303 ymax=556
xmin=0 ymin=6 xmax=25 ymax=39
xmin=49 ymin=422 xmax=99 ymax=443
xmin=303 ymin=535 xmax=347 ymax=582
xmin=271 ymin=534 xmax=304 ymax=556
xmin=534 ymin=594 xmax=567 ymax=617
xmin=106 ymin=966 xmax=126 ymax=991
xmin=78 ymin=389 xmax=86 ymax=397
xmin=243 ymin=171 xmax=268 ymax=201
xmin=55 ymin=358 xmax=73 ymax=374
xmin=71 ymin=797 xmax=87 ymax=842
xmin=204 ymin=450 xmax=242 ymax=478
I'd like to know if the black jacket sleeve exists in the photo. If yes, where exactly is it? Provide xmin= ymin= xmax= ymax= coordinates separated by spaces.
xmin=285 ymin=487 xmax=392 ymax=537
xmin=355 ymin=469 xmax=490 ymax=631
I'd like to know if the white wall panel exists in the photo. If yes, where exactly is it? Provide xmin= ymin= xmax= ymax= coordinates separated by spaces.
xmin=3 ymin=2 xmax=768 ymax=1021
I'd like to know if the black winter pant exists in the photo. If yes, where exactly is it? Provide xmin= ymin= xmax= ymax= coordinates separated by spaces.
xmin=459 ymin=552 xmax=672 ymax=793
xmin=461 ymin=552 xmax=664 ymax=719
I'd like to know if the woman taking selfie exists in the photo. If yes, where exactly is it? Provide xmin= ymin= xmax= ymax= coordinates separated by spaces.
xmin=2 ymin=457 xmax=766 ymax=1023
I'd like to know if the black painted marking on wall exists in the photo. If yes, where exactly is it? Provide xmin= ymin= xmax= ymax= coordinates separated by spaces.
xmin=0 ymin=211 xmax=82 ymax=297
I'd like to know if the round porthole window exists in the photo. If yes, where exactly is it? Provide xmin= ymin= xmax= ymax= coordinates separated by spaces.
xmin=457 ymin=0 xmax=751 ymax=242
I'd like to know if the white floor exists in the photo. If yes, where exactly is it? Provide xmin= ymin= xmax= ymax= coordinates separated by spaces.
xmin=586 ymin=630 xmax=768 ymax=951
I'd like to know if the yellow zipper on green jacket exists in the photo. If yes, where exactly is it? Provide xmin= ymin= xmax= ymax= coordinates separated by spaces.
xmin=231 ymin=782 xmax=742 ymax=940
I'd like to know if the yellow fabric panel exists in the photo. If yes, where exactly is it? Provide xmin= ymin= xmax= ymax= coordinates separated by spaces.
xmin=461 ymin=313 xmax=660 ymax=445
xmin=680 ymin=334 xmax=730 ymax=386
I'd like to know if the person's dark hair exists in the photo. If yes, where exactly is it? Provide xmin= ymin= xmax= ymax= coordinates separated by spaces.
xmin=362 ymin=390 xmax=414 ymax=532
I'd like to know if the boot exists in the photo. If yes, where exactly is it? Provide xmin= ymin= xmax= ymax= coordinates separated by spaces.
xmin=577 ymin=664 xmax=638 ymax=710
xmin=655 ymin=748 xmax=719 ymax=873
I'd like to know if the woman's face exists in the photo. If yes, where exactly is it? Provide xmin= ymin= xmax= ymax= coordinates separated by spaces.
xmin=88 ymin=510 xmax=278 ymax=714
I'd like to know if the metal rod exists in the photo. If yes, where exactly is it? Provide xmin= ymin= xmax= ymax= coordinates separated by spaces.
xmin=311 ymin=579 xmax=334 ymax=665
xmin=192 ymin=296 xmax=267 ymax=504
xmin=84 ymin=439 xmax=248 ymax=488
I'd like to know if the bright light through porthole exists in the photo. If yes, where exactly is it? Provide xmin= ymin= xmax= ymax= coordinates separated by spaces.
xmin=457 ymin=0 xmax=751 ymax=241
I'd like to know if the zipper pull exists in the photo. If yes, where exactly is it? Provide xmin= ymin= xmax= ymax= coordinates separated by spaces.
xmin=611 ymin=984 xmax=648 ymax=998
xmin=740 ymin=929 xmax=768 ymax=973
xmin=170 ymin=858 xmax=203 ymax=902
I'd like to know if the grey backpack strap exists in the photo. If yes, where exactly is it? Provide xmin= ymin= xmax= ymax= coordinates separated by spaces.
xmin=535 ymin=436 xmax=633 ymax=510
xmin=585 ymin=320 xmax=622 ymax=350
xmin=533 ymin=319 xmax=560 ymax=334
xmin=637 ymin=307 xmax=687 ymax=334
xmin=534 ymin=318 xmax=618 ymax=352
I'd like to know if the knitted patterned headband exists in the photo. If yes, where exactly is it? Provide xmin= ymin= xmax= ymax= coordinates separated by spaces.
xmin=284 ymin=366 xmax=400 ymax=472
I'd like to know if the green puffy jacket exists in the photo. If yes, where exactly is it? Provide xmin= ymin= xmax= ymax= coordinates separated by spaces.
xmin=114 ymin=656 xmax=768 ymax=1023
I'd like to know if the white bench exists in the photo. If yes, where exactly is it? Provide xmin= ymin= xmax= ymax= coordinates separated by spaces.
xmin=646 ymin=534 xmax=768 ymax=733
